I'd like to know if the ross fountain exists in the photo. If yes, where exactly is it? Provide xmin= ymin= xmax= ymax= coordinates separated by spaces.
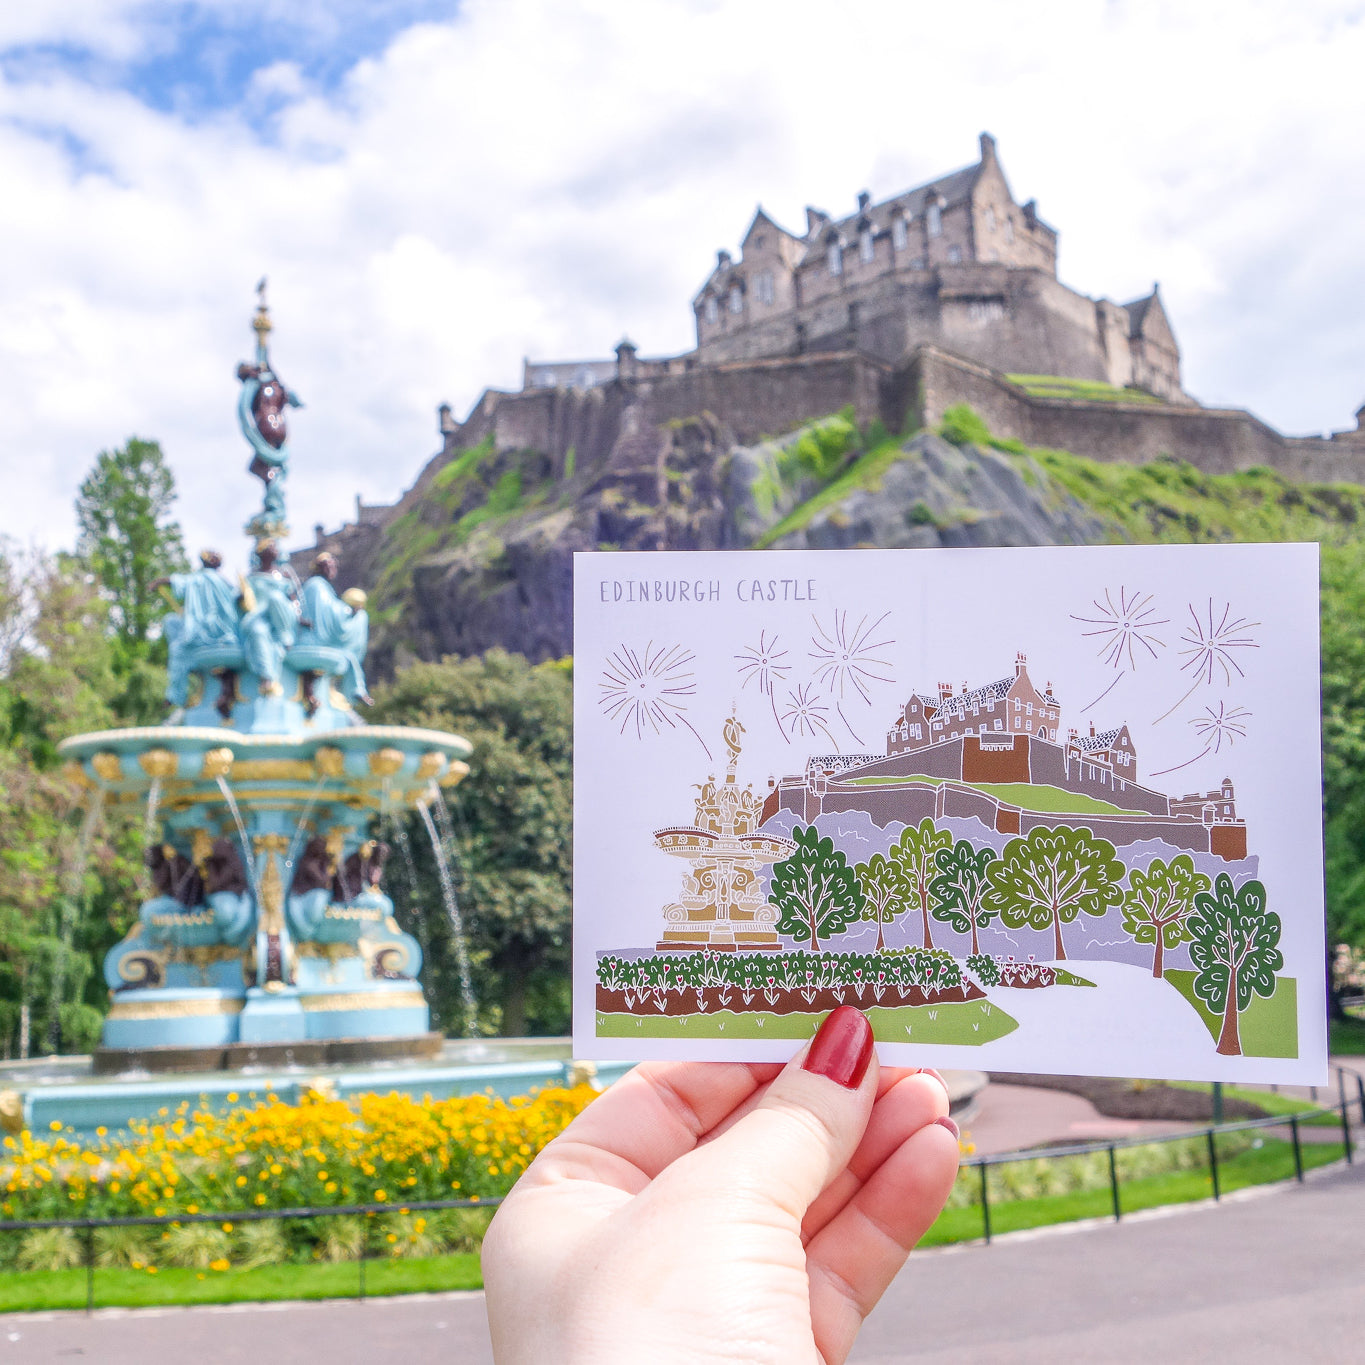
xmin=56 ymin=287 xmax=476 ymax=1075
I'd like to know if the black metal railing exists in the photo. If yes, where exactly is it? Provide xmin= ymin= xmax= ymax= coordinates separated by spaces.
xmin=2 ymin=1064 xmax=1360 ymax=1310
xmin=963 ymin=1062 xmax=1363 ymax=1245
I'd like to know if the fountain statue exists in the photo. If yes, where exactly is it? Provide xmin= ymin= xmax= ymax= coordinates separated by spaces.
xmin=56 ymin=294 xmax=473 ymax=1072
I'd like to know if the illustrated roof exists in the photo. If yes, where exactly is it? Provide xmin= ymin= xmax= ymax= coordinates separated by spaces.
xmin=1078 ymin=726 xmax=1125 ymax=752
xmin=932 ymin=675 xmax=1013 ymax=721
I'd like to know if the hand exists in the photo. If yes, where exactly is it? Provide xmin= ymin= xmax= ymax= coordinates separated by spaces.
xmin=482 ymin=1007 xmax=960 ymax=1364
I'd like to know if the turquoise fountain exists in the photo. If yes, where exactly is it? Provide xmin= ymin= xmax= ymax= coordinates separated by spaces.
xmin=57 ymin=290 xmax=472 ymax=1073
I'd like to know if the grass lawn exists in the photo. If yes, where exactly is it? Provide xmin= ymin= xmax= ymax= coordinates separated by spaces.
xmin=922 ymin=1136 xmax=1346 ymax=1246
xmin=597 ymin=997 xmax=1018 ymax=1046
xmin=1329 ymin=1013 xmax=1365 ymax=1056
xmin=0 ymin=1251 xmax=482 ymax=1314
xmin=1004 ymin=374 xmax=1164 ymax=406
xmin=1164 ymin=970 xmax=1299 ymax=1058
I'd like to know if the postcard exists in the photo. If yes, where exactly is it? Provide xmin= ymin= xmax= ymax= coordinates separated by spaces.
xmin=572 ymin=544 xmax=1326 ymax=1083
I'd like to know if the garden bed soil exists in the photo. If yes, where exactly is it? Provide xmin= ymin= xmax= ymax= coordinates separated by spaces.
xmin=597 ymin=980 xmax=985 ymax=1017
xmin=987 ymin=1072 xmax=1269 ymax=1121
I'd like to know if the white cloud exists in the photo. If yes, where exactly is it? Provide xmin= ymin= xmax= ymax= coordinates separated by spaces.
xmin=0 ymin=0 xmax=1363 ymax=572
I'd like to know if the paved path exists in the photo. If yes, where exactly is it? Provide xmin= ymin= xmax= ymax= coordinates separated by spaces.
xmin=5 ymin=1162 xmax=1362 ymax=1362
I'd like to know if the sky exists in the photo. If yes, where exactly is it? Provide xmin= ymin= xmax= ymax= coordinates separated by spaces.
xmin=1 ymin=0 xmax=1363 ymax=566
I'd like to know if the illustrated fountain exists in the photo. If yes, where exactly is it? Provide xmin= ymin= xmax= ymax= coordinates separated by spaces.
xmin=0 ymin=291 xmax=624 ymax=1131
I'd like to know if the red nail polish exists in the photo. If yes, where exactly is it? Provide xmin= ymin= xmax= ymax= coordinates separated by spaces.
xmin=934 ymin=1115 xmax=960 ymax=1140
xmin=803 ymin=1006 xmax=873 ymax=1090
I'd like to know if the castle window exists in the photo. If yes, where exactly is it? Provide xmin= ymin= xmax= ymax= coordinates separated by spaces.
xmin=909 ymin=257 xmax=925 ymax=270
xmin=927 ymin=203 xmax=942 ymax=237
xmin=827 ymin=241 xmax=843 ymax=276
xmin=705 ymin=296 xmax=718 ymax=323
xmin=911 ymin=723 xmax=921 ymax=739
xmin=947 ymin=245 xmax=962 ymax=265
xmin=1014 ymin=717 xmax=1022 ymax=729
xmin=892 ymin=217 xmax=908 ymax=251
xmin=994 ymin=719 xmax=1003 ymax=730
xmin=755 ymin=270 xmax=775 ymax=305
xmin=1005 ymin=218 xmax=1015 ymax=244
xmin=728 ymin=285 xmax=743 ymax=314
xmin=859 ymin=229 xmax=875 ymax=263
xmin=985 ymin=206 xmax=997 ymax=231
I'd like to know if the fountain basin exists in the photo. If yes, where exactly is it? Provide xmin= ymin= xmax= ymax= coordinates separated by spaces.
xmin=0 ymin=1040 xmax=637 ymax=1136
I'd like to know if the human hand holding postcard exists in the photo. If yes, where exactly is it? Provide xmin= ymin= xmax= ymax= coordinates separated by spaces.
xmin=572 ymin=544 xmax=1326 ymax=1084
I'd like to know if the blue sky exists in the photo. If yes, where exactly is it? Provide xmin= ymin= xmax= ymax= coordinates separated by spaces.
xmin=0 ymin=1 xmax=1362 ymax=565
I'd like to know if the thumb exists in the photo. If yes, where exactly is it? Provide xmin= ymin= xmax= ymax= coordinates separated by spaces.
xmin=679 ymin=1006 xmax=877 ymax=1221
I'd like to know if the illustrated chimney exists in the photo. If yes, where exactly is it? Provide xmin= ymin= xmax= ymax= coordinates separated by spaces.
xmin=1089 ymin=720 xmax=1097 ymax=737
xmin=1015 ymin=651 xmax=1027 ymax=676
xmin=938 ymin=681 xmax=953 ymax=701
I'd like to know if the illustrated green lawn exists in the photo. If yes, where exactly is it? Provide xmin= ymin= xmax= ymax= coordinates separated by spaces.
xmin=597 ymin=998 xmax=1018 ymax=1045
xmin=1164 ymin=970 xmax=1298 ymax=1058
xmin=836 ymin=775 xmax=1140 ymax=817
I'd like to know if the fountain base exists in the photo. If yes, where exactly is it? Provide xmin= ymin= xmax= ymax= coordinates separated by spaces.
xmin=93 ymin=1030 xmax=445 ymax=1075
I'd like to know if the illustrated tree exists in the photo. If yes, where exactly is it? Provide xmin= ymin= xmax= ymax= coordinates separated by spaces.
xmin=1188 ymin=874 xmax=1282 ymax=1057
xmin=853 ymin=852 xmax=908 ymax=953
xmin=889 ymin=818 xmax=953 ymax=951
xmin=75 ymin=437 xmax=188 ymax=654
xmin=769 ymin=826 xmax=866 ymax=952
xmin=928 ymin=838 xmax=999 ymax=956
xmin=1121 ymin=855 xmax=1212 ymax=978
xmin=982 ymin=826 xmax=1125 ymax=961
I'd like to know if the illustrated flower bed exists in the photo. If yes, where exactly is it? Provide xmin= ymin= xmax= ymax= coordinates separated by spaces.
xmin=0 ymin=1085 xmax=597 ymax=1273
xmin=596 ymin=947 xmax=987 ymax=1016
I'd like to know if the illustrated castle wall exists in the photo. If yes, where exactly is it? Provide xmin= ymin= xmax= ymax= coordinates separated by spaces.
xmin=760 ymin=655 xmax=1248 ymax=861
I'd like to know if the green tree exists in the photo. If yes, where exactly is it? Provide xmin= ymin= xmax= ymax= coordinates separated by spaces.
xmin=369 ymin=650 xmax=572 ymax=1037
xmin=853 ymin=852 xmax=908 ymax=952
xmin=769 ymin=826 xmax=865 ymax=951
xmin=889 ymin=817 xmax=952 ymax=951
xmin=982 ymin=826 xmax=1125 ymax=961
xmin=928 ymin=838 xmax=999 ymax=956
xmin=1319 ymin=542 xmax=1365 ymax=1018
xmin=75 ymin=437 xmax=187 ymax=653
xmin=0 ymin=547 xmax=142 ymax=1056
xmin=1121 ymin=855 xmax=1211 ymax=978
xmin=1188 ymin=874 xmax=1282 ymax=1057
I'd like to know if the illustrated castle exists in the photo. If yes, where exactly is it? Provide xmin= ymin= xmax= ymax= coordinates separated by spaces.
xmin=763 ymin=653 xmax=1246 ymax=861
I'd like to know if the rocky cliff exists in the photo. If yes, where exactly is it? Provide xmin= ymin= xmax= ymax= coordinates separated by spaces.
xmin=356 ymin=408 xmax=1110 ymax=672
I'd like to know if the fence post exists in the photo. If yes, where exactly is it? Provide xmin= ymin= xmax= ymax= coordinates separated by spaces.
xmin=978 ymin=1163 xmax=992 ymax=1245
xmin=357 ymin=1214 xmax=368 ymax=1302
xmin=84 ymin=1224 xmax=95 ymax=1315
xmin=1338 ymin=1070 xmax=1354 ymax=1165
xmin=1206 ymin=1129 xmax=1221 ymax=1202
xmin=1356 ymin=1073 xmax=1365 ymax=1125
xmin=1289 ymin=1113 xmax=1304 ymax=1182
xmin=1107 ymin=1146 xmax=1121 ymax=1222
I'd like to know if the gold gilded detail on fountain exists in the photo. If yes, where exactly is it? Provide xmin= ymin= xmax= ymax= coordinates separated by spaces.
xmin=232 ymin=759 xmax=316 ymax=782
xmin=324 ymin=826 xmax=347 ymax=874
xmin=62 ymin=760 xmax=93 ymax=790
xmin=256 ymin=844 xmax=286 ymax=935
xmin=313 ymin=746 xmax=346 ymax=779
xmin=201 ymin=747 xmax=235 ymax=780
xmin=439 ymin=760 xmax=471 ymax=789
xmin=416 ymin=751 xmax=445 ymax=781
xmin=91 ymin=752 xmax=123 ymax=784
xmin=367 ymin=748 xmax=405 ymax=778
xmin=190 ymin=828 xmax=214 ymax=877
xmin=138 ymin=748 xmax=179 ymax=780
xmin=653 ymin=713 xmax=794 ymax=953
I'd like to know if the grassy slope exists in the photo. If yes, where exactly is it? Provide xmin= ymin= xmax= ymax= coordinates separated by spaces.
xmin=1164 ymin=970 xmax=1299 ymax=1058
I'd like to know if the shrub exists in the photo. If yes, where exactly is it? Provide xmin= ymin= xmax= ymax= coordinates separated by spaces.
xmin=17 ymin=1227 xmax=82 ymax=1272
xmin=939 ymin=404 xmax=994 ymax=447
xmin=162 ymin=1222 xmax=232 ymax=1269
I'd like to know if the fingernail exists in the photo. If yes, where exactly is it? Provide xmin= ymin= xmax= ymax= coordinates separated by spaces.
xmin=803 ymin=1006 xmax=874 ymax=1090
xmin=934 ymin=1115 xmax=960 ymax=1140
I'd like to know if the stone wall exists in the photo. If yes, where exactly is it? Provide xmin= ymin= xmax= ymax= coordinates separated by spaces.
xmin=906 ymin=347 xmax=1365 ymax=483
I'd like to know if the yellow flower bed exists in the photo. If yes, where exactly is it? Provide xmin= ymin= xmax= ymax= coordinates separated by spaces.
xmin=2 ymin=1085 xmax=597 ymax=1227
